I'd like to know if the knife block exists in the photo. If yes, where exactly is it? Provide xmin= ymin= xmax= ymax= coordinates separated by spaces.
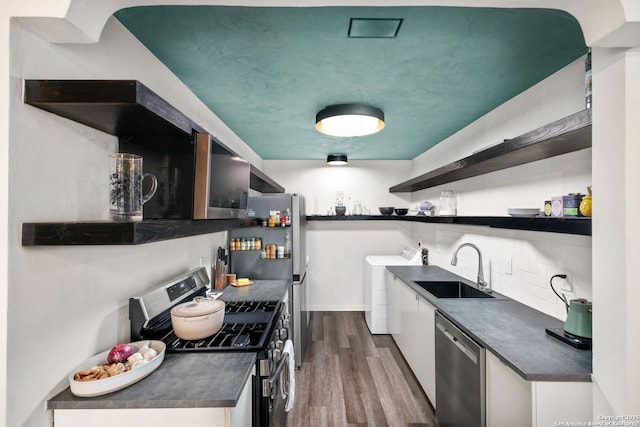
xmin=213 ymin=260 xmax=226 ymax=290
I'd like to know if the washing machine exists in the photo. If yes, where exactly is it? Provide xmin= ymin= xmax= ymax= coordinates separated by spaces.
xmin=365 ymin=247 xmax=422 ymax=334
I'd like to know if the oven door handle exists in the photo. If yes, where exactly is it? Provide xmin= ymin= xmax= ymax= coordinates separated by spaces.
xmin=266 ymin=351 xmax=290 ymax=399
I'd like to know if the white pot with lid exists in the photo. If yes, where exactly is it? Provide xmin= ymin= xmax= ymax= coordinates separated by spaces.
xmin=170 ymin=296 xmax=225 ymax=340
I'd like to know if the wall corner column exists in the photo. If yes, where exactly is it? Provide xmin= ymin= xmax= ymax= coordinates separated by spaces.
xmin=591 ymin=46 xmax=640 ymax=417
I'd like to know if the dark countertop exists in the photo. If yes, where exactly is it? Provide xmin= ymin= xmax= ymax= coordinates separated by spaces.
xmin=47 ymin=352 xmax=256 ymax=409
xmin=217 ymin=279 xmax=290 ymax=302
xmin=48 ymin=279 xmax=290 ymax=410
xmin=386 ymin=265 xmax=592 ymax=382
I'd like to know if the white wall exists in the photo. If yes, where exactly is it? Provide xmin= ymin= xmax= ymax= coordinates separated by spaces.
xmin=591 ymin=47 xmax=640 ymax=417
xmin=263 ymin=160 xmax=413 ymax=215
xmin=410 ymin=56 xmax=591 ymax=214
xmin=3 ymin=2 xmax=640 ymax=425
xmin=6 ymin=18 xmax=250 ymax=427
xmin=264 ymin=58 xmax=593 ymax=319
xmin=414 ymin=223 xmax=591 ymax=320
xmin=262 ymin=160 xmax=414 ymax=310
xmin=397 ymin=58 xmax=594 ymax=319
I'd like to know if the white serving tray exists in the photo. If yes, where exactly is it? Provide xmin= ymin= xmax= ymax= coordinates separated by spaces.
xmin=68 ymin=340 xmax=166 ymax=397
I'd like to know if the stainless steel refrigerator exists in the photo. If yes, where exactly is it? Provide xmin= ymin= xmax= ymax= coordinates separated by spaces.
xmin=229 ymin=194 xmax=308 ymax=367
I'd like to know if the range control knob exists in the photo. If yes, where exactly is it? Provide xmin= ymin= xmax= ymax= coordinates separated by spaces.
xmin=273 ymin=349 xmax=281 ymax=362
xmin=276 ymin=340 xmax=284 ymax=352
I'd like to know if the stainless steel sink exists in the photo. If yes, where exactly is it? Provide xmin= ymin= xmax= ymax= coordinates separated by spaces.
xmin=415 ymin=280 xmax=495 ymax=299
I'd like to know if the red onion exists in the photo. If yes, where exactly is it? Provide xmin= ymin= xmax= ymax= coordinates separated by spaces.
xmin=107 ymin=344 xmax=133 ymax=364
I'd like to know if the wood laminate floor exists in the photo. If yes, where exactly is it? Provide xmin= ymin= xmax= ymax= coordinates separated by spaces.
xmin=286 ymin=311 xmax=437 ymax=427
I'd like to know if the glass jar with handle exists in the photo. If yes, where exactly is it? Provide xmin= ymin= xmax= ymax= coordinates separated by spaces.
xmin=109 ymin=153 xmax=158 ymax=221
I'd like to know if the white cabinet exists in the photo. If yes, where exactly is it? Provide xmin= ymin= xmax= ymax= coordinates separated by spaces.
xmin=53 ymin=368 xmax=254 ymax=427
xmin=387 ymin=269 xmax=413 ymax=352
xmin=486 ymin=350 xmax=532 ymax=426
xmin=386 ymin=270 xmax=436 ymax=407
xmin=387 ymin=270 xmax=592 ymax=424
xmin=486 ymin=350 xmax=593 ymax=427
xmin=532 ymin=381 xmax=592 ymax=426
xmin=416 ymin=295 xmax=436 ymax=406
xmin=54 ymin=408 xmax=230 ymax=427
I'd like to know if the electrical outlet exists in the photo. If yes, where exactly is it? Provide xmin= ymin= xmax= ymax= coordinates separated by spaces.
xmin=560 ymin=275 xmax=573 ymax=292
xmin=505 ymin=258 xmax=512 ymax=275
xmin=199 ymin=256 xmax=206 ymax=267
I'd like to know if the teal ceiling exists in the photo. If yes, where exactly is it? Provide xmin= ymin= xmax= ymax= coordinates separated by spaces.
xmin=115 ymin=6 xmax=586 ymax=161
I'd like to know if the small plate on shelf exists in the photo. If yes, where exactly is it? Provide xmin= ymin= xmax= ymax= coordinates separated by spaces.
xmin=507 ymin=208 xmax=542 ymax=218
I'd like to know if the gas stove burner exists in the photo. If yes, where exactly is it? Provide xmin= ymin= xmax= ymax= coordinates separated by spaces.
xmin=129 ymin=268 xmax=286 ymax=355
xmin=225 ymin=300 xmax=279 ymax=314
xmin=147 ymin=300 xmax=282 ymax=353
xmin=160 ymin=321 xmax=272 ymax=352
xmin=232 ymin=334 xmax=252 ymax=348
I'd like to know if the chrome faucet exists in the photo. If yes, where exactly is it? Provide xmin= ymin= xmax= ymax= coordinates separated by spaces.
xmin=451 ymin=243 xmax=489 ymax=291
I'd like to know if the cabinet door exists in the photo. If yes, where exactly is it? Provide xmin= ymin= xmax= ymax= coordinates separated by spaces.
xmin=386 ymin=270 xmax=415 ymax=354
xmin=54 ymin=408 xmax=229 ymax=427
xmin=415 ymin=296 xmax=436 ymax=408
xmin=532 ymin=381 xmax=592 ymax=427
xmin=230 ymin=368 xmax=254 ymax=427
xmin=486 ymin=351 xmax=532 ymax=427
xmin=386 ymin=270 xmax=402 ymax=341
xmin=386 ymin=272 xmax=437 ymax=408
xmin=403 ymin=292 xmax=421 ymax=381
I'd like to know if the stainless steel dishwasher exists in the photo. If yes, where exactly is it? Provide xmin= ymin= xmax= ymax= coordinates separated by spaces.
xmin=435 ymin=311 xmax=486 ymax=427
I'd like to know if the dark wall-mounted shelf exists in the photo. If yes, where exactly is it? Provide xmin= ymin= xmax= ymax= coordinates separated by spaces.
xmin=306 ymin=215 xmax=591 ymax=236
xmin=390 ymin=109 xmax=592 ymax=193
xmin=22 ymin=219 xmax=259 ymax=246
xmin=24 ymin=79 xmax=205 ymax=137
xmin=23 ymin=79 xmax=284 ymax=195
xmin=250 ymin=165 xmax=285 ymax=193
xmin=21 ymin=80 xmax=284 ymax=245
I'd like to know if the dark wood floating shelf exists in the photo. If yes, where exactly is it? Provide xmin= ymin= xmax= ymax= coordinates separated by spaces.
xmin=306 ymin=215 xmax=591 ymax=236
xmin=250 ymin=165 xmax=284 ymax=193
xmin=22 ymin=219 xmax=258 ymax=246
xmin=23 ymin=79 xmax=204 ymax=137
xmin=390 ymin=109 xmax=592 ymax=193
xmin=23 ymin=79 xmax=284 ymax=194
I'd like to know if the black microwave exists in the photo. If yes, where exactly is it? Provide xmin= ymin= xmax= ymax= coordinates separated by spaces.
xmin=193 ymin=133 xmax=249 ymax=219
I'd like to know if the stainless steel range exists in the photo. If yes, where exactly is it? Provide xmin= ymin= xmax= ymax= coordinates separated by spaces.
xmin=129 ymin=267 xmax=292 ymax=426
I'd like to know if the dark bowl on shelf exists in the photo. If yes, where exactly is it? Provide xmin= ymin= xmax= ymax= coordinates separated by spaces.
xmin=394 ymin=208 xmax=409 ymax=216
xmin=379 ymin=207 xmax=394 ymax=215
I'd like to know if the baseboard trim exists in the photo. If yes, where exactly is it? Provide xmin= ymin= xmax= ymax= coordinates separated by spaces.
xmin=307 ymin=305 xmax=364 ymax=311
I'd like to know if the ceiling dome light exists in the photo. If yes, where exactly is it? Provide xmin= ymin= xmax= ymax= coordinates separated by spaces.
xmin=316 ymin=104 xmax=385 ymax=137
xmin=326 ymin=154 xmax=348 ymax=165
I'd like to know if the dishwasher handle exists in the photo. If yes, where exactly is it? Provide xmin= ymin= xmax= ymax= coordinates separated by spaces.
xmin=436 ymin=320 xmax=478 ymax=365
